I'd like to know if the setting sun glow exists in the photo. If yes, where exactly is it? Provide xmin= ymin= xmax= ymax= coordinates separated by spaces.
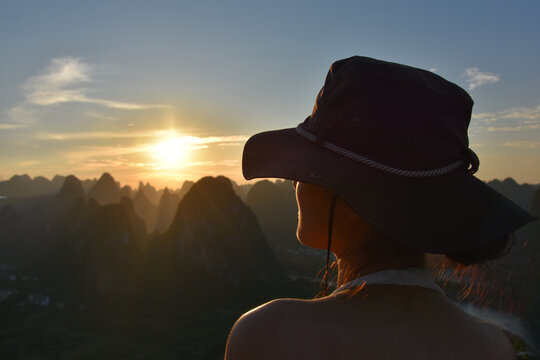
xmin=152 ymin=137 xmax=189 ymax=167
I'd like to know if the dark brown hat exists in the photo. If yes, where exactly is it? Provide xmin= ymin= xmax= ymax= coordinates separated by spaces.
xmin=242 ymin=56 xmax=536 ymax=255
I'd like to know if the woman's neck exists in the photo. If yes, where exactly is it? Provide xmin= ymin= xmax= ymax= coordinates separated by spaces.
xmin=335 ymin=237 xmax=425 ymax=287
xmin=327 ymin=198 xmax=426 ymax=287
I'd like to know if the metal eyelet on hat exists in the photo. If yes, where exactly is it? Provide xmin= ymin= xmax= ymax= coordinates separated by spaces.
xmin=310 ymin=173 xmax=323 ymax=180
xmin=350 ymin=117 xmax=361 ymax=127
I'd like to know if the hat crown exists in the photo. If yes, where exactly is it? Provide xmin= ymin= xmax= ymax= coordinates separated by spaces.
xmin=241 ymin=56 xmax=536 ymax=255
xmin=302 ymin=56 xmax=474 ymax=171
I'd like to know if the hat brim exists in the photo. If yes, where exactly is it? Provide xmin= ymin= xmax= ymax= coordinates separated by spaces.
xmin=243 ymin=128 xmax=536 ymax=254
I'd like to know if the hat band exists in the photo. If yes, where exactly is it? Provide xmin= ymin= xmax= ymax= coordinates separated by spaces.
xmin=296 ymin=125 xmax=465 ymax=177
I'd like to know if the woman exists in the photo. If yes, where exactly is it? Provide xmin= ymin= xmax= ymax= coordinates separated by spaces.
xmin=225 ymin=56 xmax=536 ymax=359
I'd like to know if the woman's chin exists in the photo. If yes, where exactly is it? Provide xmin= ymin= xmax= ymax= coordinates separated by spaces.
xmin=296 ymin=229 xmax=325 ymax=250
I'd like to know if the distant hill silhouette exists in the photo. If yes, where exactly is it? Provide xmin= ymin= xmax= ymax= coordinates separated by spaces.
xmin=0 ymin=204 xmax=25 ymax=261
xmin=0 ymin=176 xmax=89 ymax=275
xmin=522 ymin=187 xmax=540 ymax=339
xmin=487 ymin=178 xmax=536 ymax=211
xmin=119 ymin=196 xmax=148 ymax=250
xmin=530 ymin=187 xmax=540 ymax=237
xmin=120 ymin=185 xmax=134 ymax=199
xmin=154 ymin=188 xmax=180 ymax=234
xmin=246 ymin=180 xmax=298 ymax=249
xmin=57 ymin=175 xmax=85 ymax=203
xmin=146 ymin=176 xmax=284 ymax=304
xmin=81 ymin=178 xmax=97 ymax=194
xmin=4 ymin=178 xmax=148 ymax=309
xmin=39 ymin=198 xmax=145 ymax=309
xmin=0 ymin=174 xmax=317 ymax=359
xmin=177 ymin=180 xmax=194 ymax=199
xmin=232 ymin=180 xmax=252 ymax=202
xmin=87 ymin=173 xmax=121 ymax=205
xmin=1 ymin=173 xmax=539 ymax=356
xmin=245 ymin=179 xmax=327 ymax=277
xmin=133 ymin=185 xmax=158 ymax=233
xmin=0 ymin=174 xmax=65 ymax=198
xmin=138 ymin=181 xmax=161 ymax=205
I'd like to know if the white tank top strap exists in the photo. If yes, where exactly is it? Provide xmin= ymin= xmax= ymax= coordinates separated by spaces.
xmin=331 ymin=267 xmax=443 ymax=295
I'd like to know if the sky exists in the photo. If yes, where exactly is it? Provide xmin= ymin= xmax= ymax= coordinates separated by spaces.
xmin=1 ymin=0 xmax=539 ymax=188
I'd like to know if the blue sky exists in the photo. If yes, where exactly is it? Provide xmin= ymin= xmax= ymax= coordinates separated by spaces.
xmin=1 ymin=0 xmax=539 ymax=186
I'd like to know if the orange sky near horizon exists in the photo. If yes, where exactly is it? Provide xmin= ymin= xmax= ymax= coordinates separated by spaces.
xmin=1 ymin=2 xmax=540 ymax=188
xmin=2 ymin=126 xmax=539 ymax=190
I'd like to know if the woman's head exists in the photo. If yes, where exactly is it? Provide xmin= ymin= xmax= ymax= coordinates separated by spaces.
xmin=295 ymin=181 xmax=425 ymax=267
xmin=294 ymin=180 xmax=514 ymax=272
xmin=243 ymin=56 xmax=536 ymax=259
xmin=294 ymin=181 xmax=365 ymax=253
xmin=294 ymin=181 xmax=381 ymax=252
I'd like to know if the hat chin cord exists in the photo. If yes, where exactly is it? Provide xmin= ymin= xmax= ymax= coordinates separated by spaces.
xmin=323 ymin=194 xmax=338 ymax=296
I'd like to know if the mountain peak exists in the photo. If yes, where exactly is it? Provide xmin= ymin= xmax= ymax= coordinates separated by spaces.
xmin=120 ymin=196 xmax=135 ymax=212
xmin=134 ymin=188 xmax=151 ymax=203
xmin=155 ymin=187 xmax=180 ymax=234
xmin=178 ymin=180 xmax=194 ymax=199
xmin=57 ymin=175 xmax=85 ymax=201
xmin=502 ymin=177 xmax=519 ymax=187
xmin=163 ymin=176 xmax=283 ymax=283
xmin=9 ymin=174 xmax=31 ymax=184
xmin=120 ymin=185 xmax=133 ymax=199
xmin=246 ymin=180 xmax=298 ymax=249
xmin=162 ymin=187 xmax=171 ymax=197
xmin=87 ymin=173 xmax=121 ymax=205
xmin=488 ymin=177 xmax=535 ymax=211
xmin=133 ymin=188 xmax=157 ymax=233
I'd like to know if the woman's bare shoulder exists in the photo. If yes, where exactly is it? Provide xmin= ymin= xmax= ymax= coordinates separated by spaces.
xmin=478 ymin=321 xmax=517 ymax=360
xmin=444 ymin=306 xmax=516 ymax=360
xmin=225 ymin=298 xmax=311 ymax=360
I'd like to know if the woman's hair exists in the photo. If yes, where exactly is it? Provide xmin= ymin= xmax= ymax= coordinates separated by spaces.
xmin=426 ymin=233 xmax=517 ymax=311
xmin=315 ymin=192 xmax=515 ymax=297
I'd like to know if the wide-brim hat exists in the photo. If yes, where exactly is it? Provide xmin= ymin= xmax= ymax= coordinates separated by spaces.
xmin=242 ymin=56 xmax=536 ymax=255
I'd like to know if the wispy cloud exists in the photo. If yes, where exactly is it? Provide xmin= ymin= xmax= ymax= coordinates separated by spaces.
xmin=17 ymin=160 xmax=39 ymax=167
xmin=471 ymin=112 xmax=498 ymax=123
xmin=23 ymin=57 xmax=167 ymax=109
xmin=499 ymin=104 xmax=540 ymax=120
xmin=62 ymin=145 xmax=242 ymax=176
xmin=180 ymin=135 xmax=249 ymax=145
xmin=177 ymin=160 xmax=240 ymax=168
xmin=65 ymin=145 xmax=146 ymax=160
xmin=487 ymin=124 xmax=540 ymax=132
xmin=473 ymin=103 xmax=540 ymax=132
xmin=463 ymin=67 xmax=500 ymax=90
xmin=0 ymin=123 xmax=27 ymax=130
xmin=35 ymin=130 xmax=162 ymax=140
xmin=217 ymin=142 xmax=244 ymax=147
xmin=86 ymin=111 xmax=116 ymax=121
xmin=35 ymin=129 xmax=249 ymax=144
xmin=0 ymin=105 xmax=37 ymax=129
xmin=23 ymin=57 xmax=92 ymax=106
xmin=504 ymin=141 xmax=540 ymax=149
xmin=58 ymin=132 xmax=247 ymax=159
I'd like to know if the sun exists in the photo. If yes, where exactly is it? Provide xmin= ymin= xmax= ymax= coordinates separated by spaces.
xmin=152 ymin=137 xmax=189 ymax=167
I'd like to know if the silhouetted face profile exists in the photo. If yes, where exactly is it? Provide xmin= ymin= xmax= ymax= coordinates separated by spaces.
xmin=295 ymin=182 xmax=334 ymax=250
xmin=294 ymin=181 xmax=398 ymax=258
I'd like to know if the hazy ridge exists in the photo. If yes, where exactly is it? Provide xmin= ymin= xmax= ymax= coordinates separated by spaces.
xmin=0 ymin=173 xmax=539 ymax=358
